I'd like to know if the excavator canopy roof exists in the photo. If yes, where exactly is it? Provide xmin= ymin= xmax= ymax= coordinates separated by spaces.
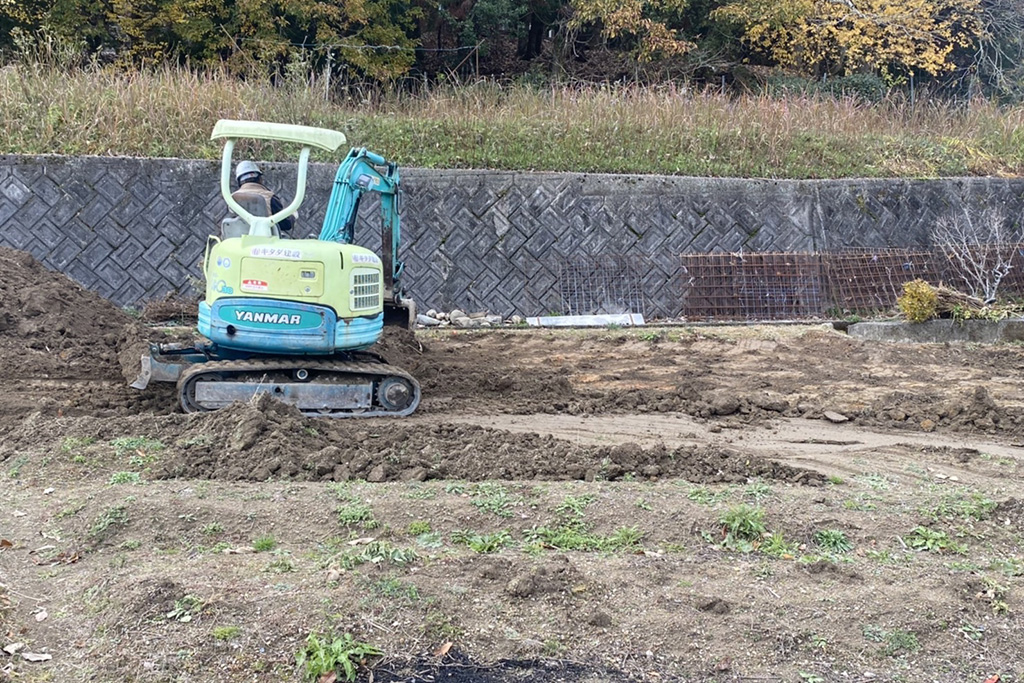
xmin=211 ymin=120 xmax=347 ymax=152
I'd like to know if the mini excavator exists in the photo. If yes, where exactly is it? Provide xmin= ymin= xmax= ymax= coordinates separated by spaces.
xmin=131 ymin=120 xmax=421 ymax=417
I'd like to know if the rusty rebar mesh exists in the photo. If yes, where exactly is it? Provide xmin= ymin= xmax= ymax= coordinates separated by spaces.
xmin=556 ymin=255 xmax=648 ymax=316
xmin=822 ymin=249 xmax=945 ymax=313
xmin=680 ymin=246 xmax=1024 ymax=321
xmin=680 ymin=253 xmax=824 ymax=321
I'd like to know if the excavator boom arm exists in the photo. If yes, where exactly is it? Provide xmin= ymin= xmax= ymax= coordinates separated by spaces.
xmin=319 ymin=148 xmax=404 ymax=301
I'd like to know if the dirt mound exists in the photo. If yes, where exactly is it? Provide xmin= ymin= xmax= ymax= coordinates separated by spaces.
xmin=148 ymin=394 xmax=823 ymax=485
xmin=0 ymin=247 xmax=139 ymax=380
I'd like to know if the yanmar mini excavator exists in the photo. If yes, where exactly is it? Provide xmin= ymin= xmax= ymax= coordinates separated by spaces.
xmin=132 ymin=120 xmax=421 ymax=417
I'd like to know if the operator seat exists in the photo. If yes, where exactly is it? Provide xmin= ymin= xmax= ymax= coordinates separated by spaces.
xmin=220 ymin=191 xmax=281 ymax=239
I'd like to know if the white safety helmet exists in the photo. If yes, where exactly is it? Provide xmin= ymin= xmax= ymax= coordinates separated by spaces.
xmin=235 ymin=160 xmax=262 ymax=186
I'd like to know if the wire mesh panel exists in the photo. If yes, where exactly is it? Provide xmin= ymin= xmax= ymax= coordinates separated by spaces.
xmin=556 ymin=255 xmax=648 ymax=316
xmin=680 ymin=252 xmax=825 ymax=321
xmin=822 ymin=249 xmax=945 ymax=314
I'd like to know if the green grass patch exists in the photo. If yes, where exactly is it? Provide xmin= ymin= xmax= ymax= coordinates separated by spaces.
xmin=525 ymin=518 xmax=643 ymax=552
xmin=252 ymin=536 xmax=277 ymax=552
xmin=88 ymin=497 xmax=135 ymax=541
xmin=7 ymin=66 xmax=1024 ymax=179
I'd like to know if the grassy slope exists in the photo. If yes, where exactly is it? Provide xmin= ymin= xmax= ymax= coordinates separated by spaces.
xmin=2 ymin=64 xmax=1024 ymax=178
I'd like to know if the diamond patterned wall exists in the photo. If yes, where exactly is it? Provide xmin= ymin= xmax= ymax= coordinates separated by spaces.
xmin=3 ymin=155 xmax=1024 ymax=318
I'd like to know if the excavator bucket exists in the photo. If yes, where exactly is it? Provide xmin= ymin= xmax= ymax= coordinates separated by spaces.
xmin=383 ymin=299 xmax=416 ymax=330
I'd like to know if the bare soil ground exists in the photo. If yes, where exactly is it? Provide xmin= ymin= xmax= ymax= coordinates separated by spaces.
xmin=1 ymin=245 xmax=1023 ymax=683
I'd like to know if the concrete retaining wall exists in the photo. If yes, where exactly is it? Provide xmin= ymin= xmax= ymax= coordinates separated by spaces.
xmin=3 ymin=154 xmax=1023 ymax=317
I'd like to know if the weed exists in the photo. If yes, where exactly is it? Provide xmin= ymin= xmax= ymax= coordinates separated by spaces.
xmin=979 ymin=577 xmax=1010 ymax=614
xmin=367 ymin=575 xmax=420 ymax=602
xmin=110 ymin=436 xmax=164 ymax=459
xmin=443 ymin=482 xmax=467 ymax=495
xmin=814 ymin=529 xmax=852 ymax=553
xmin=826 ymin=475 xmax=844 ymax=485
xmin=7 ymin=455 xmax=28 ymax=478
xmin=904 ymin=526 xmax=966 ymax=554
xmin=719 ymin=504 xmax=767 ymax=551
xmin=424 ymin=610 xmax=463 ymax=641
xmin=202 ymin=522 xmax=223 ymax=536
xmin=743 ymin=479 xmax=773 ymax=501
xmin=799 ymin=672 xmax=825 ymax=683
xmin=414 ymin=531 xmax=444 ymax=549
xmin=333 ymin=541 xmax=418 ymax=570
xmin=212 ymin=626 xmax=241 ymax=641
xmin=57 ymin=501 xmax=86 ymax=519
xmin=555 ymin=494 xmax=597 ymax=517
xmin=118 ymin=539 xmax=142 ymax=550
xmin=296 ymin=632 xmax=381 ymax=682
xmin=451 ymin=529 xmax=514 ymax=553
xmin=882 ymin=629 xmax=920 ymax=656
xmin=407 ymin=520 xmax=431 ymax=535
xmin=404 ymin=484 xmax=437 ymax=500
xmin=266 ymin=555 xmax=295 ymax=573
xmin=634 ymin=498 xmax=653 ymax=511
xmin=470 ymin=483 xmax=515 ymax=518
xmin=336 ymin=502 xmax=377 ymax=528
xmin=525 ymin=519 xmax=643 ymax=552
xmin=762 ymin=531 xmax=796 ymax=558
xmin=842 ymin=496 xmax=877 ymax=511
xmin=166 ymin=595 xmax=202 ymax=623
xmin=89 ymin=497 xmax=135 ymax=541
xmin=61 ymin=436 xmax=95 ymax=452
xmin=686 ymin=485 xmax=728 ymax=506
xmin=252 ymin=536 xmax=277 ymax=552
xmin=959 ymin=622 xmax=985 ymax=641
xmin=944 ymin=559 xmax=984 ymax=572
xmin=638 ymin=331 xmax=661 ymax=342
xmin=109 ymin=471 xmax=142 ymax=485
xmin=990 ymin=557 xmax=1024 ymax=577
xmin=854 ymin=473 xmax=892 ymax=491
xmin=923 ymin=491 xmax=997 ymax=522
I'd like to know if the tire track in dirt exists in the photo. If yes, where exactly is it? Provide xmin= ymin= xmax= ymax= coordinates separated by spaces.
xmin=434 ymin=412 xmax=1024 ymax=487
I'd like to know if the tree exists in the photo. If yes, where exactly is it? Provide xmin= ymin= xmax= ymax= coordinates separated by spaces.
xmin=712 ymin=0 xmax=984 ymax=78
xmin=568 ymin=0 xmax=694 ymax=61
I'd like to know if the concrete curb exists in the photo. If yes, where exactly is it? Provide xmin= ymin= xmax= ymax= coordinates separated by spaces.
xmin=848 ymin=319 xmax=1024 ymax=343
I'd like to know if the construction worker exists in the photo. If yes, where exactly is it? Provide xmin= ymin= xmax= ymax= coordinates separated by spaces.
xmin=230 ymin=160 xmax=295 ymax=234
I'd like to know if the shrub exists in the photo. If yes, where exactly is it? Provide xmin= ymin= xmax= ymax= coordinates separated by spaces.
xmin=897 ymin=279 xmax=938 ymax=323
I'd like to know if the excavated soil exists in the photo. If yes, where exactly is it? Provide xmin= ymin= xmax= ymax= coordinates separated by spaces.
xmin=2 ymin=247 xmax=1024 ymax=683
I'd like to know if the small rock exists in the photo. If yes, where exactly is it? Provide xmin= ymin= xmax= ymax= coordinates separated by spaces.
xmin=510 ymin=315 xmax=524 ymax=325
xmin=366 ymin=464 xmax=387 ymax=482
xmin=485 ymin=314 xmax=503 ymax=325
xmin=454 ymin=317 xmax=476 ymax=328
xmin=425 ymin=309 xmax=437 ymax=318
xmin=920 ymin=418 xmax=936 ymax=432
xmin=399 ymin=467 xmax=428 ymax=482
xmin=506 ymin=574 xmax=536 ymax=597
xmin=710 ymin=396 xmax=741 ymax=416
xmin=416 ymin=314 xmax=441 ymax=327
xmin=587 ymin=610 xmax=612 ymax=627
xmin=823 ymin=410 xmax=849 ymax=423
xmin=326 ymin=569 xmax=341 ymax=583
xmin=449 ymin=309 xmax=467 ymax=319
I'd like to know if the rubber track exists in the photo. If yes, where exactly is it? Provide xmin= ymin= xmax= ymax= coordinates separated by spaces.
xmin=177 ymin=358 xmax=421 ymax=418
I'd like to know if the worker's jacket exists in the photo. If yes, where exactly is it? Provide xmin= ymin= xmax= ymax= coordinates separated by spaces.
xmin=232 ymin=182 xmax=295 ymax=233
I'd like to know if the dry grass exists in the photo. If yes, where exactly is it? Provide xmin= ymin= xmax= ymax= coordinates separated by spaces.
xmin=3 ymin=63 xmax=1024 ymax=178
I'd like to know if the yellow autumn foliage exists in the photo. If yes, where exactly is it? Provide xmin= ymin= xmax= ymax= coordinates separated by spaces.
xmin=713 ymin=0 xmax=983 ymax=76
xmin=569 ymin=0 xmax=694 ymax=61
